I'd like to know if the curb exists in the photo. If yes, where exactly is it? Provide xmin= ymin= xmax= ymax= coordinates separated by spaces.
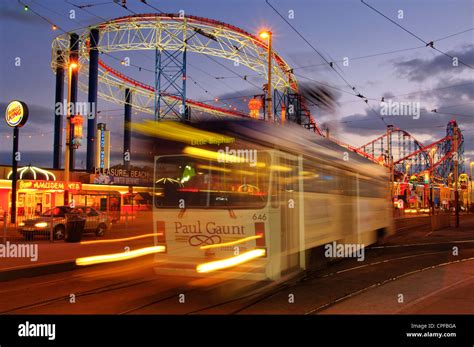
xmin=0 ymin=252 xmax=158 ymax=283
xmin=0 ymin=260 xmax=77 ymax=282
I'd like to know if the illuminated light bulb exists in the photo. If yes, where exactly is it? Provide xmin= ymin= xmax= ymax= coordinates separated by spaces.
xmin=259 ymin=31 xmax=271 ymax=39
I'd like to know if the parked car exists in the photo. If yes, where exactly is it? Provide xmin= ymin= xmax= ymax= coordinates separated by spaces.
xmin=18 ymin=206 xmax=111 ymax=240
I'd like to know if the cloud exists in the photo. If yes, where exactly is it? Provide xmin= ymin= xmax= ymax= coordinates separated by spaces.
xmin=425 ymin=78 xmax=474 ymax=106
xmin=393 ymin=45 xmax=474 ymax=81
xmin=382 ymin=91 xmax=395 ymax=99
xmin=341 ymin=105 xmax=470 ymax=135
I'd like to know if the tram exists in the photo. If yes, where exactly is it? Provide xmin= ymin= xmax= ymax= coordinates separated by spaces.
xmin=133 ymin=119 xmax=393 ymax=281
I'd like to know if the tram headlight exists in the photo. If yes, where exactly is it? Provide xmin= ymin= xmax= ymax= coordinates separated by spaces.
xmin=35 ymin=222 xmax=48 ymax=228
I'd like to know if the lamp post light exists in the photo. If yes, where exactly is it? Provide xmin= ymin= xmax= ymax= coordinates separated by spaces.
xmin=259 ymin=30 xmax=273 ymax=121
xmin=64 ymin=62 xmax=78 ymax=205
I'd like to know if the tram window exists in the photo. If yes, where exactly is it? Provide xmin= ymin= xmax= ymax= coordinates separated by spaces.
xmin=302 ymin=160 xmax=335 ymax=194
xmin=332 ymin=170 xmax=345 ymax=195
xmin=301 ymin=160 xmax=360 ymax=196
xmin=154 ymin=152 xmax=270 ymax=209
xmin=339 ymin=173 xmax=357 ymax=196
xmin=359 ymin=179 xmax=371 ymax=197
xmin=302 ymin=160 xmax=317 ymax=193
xmin=280 ymin=157 xmax=299 ymax=192
xmin=359 ymin=178 xmax=387 ymax=198
xmin=271 ymin=169 xmax=280 ymax=209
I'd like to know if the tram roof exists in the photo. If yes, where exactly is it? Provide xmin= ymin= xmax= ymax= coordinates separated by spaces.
xmin=191 ymin=119 xmax=389 ymax=178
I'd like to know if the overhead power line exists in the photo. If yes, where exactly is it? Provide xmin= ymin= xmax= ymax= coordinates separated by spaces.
xmin=136 ymin=0 xmax=262 ymax=92
xmin=360 ymin=0 xmax=474 ymax=70
xmin=265 ymin=0 xmax=388 ymax=127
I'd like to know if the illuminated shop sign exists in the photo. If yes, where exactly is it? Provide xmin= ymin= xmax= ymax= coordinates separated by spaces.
xmin=95 ymin=123 xmax=110 ymax=169
xmin=18 ymin=180 xmax=82 ymax=191
xmin=94 ymin=167 xmax=150 ymax=179
xmin=92 ymin=167 xmax=153 ymax=186
xmin=5 ymin=100 xmax=29 ymax=128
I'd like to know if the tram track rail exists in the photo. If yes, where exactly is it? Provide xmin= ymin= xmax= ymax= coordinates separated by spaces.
xmin=2 ymin=238 xmax=474 ymax=315
xmin=180 ymin=241 xmax=474 ymax=314
xmin=304 ymin=256 xmax=474 ymax=315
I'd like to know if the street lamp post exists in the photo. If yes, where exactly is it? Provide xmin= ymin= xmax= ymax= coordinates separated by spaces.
xmin=469 ymin=162 xmax=474 ymax=213
xmin=430 ymin=148 xmax=437 ymax=219
xmin=453 ymin=123 xmax=459 ymax=227
xmin=64 ymin=62 xmax=77 ymax=205
xmin=387 ymin=125 xmax=394 ymax=211
xmin=259 ymin=30 xmax=273 ymax=121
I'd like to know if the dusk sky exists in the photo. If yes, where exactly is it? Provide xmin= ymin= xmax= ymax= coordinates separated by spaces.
xmin=0 ymin=0 xmax=473 ymax=169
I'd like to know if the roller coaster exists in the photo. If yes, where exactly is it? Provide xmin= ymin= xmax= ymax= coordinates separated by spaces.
xmin=357 ymin=120 xmax=464 ymax=182
xmin=50 ymin=13 xmax=465 ymax=182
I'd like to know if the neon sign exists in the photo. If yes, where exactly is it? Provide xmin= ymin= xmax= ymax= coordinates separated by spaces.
xmin=18 ymin=180 xmax=82 ymax=191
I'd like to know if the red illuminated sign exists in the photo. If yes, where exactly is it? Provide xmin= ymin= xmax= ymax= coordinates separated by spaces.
xmin=18 ymin=180 xmax=82 ymax=191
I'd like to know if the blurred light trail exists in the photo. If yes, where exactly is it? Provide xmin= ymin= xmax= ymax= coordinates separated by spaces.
xmin=200 ymin=235 xmax=263 ymax=250
xmin=183 ymin=147 xmax=244 ymax=163
xmin=80 ymin=233 xmax=164 ymax=245
xmin=197 ymin=164 xmax=231 ymax=173
xmin=75 ymin=246 xmax=166 ymax=266
xmin=269 ymin=164 xmax=292 ymax=172
xmin=196 ymin=249 xmax=266 ymax=273
xmin=131 ymin=120 xmax=234 ymax=145
xmin=183 ymin=147 xmax=267 ymax=168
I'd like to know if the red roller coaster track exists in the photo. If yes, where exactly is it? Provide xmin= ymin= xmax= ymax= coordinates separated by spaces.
xmin=98 ymin=60 xmax=251 ymax=118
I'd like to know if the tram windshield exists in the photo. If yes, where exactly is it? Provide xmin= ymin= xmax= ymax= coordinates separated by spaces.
xmin=154 ymin=152 xmax=271 ymax=209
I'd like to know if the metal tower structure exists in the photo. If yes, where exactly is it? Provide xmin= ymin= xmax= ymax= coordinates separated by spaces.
xmin=154 ymin=18 xmax=187 ymax=121
xmin=274 ymin=88 xmax=322 ymax=134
